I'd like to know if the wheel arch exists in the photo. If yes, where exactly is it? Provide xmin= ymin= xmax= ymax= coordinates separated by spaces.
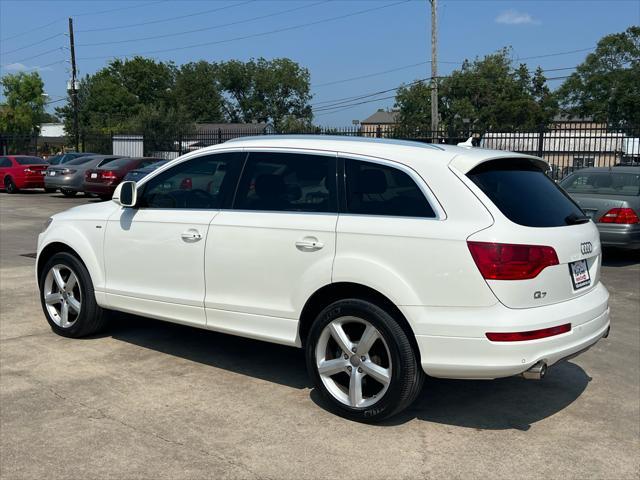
xmin=37 ymin=242 xmax=85 ymax=284
xmin=298 ymin=282 xmax=421 ymax=363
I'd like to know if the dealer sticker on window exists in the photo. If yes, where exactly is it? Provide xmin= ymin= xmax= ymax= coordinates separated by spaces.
xmin=569 ymin=259 xmax=591 ymax=290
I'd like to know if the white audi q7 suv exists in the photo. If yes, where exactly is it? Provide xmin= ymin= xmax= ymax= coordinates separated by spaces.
xmin=36 ymin=136 xmax=610 ymax=422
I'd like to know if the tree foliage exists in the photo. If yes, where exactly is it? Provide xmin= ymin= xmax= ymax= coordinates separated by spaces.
xmin=217 ymin=58 xmax=312 ymax=129
xmin=395 ymin=48 xmax=558 ymax=132
xmin=55 ymin=56 xmax=312 ymax=135
xmin=557 ymin=26 xmax=640 ymax=128
xmin=0 ymin=71 xmax=46 ymax=135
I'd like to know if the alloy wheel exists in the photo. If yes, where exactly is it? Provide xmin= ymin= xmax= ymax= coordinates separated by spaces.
xmin=43 ymin=264 xmax=82 ymax=328
xmin=315 ymin=316 xmax=392 ymax=408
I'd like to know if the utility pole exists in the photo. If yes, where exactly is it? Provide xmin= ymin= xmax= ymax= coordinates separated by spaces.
xmin=429 ymin=0 xmax=438 ymax=136
xmin=68 ymin=17 xmax=79 ymax=152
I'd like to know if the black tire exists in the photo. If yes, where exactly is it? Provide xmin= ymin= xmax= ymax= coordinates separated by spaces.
xmin=306 ymin=299 xmax=424 ymax=422
xmin=61 ymin=189 xmax=77 ymax=197
xmin=38 ymin=251 xmax=108 ymax=338
xmin=4 ymin=176 xmax=18 ymax=194
xmin=44 ymin=187 xmax=57 ymax=193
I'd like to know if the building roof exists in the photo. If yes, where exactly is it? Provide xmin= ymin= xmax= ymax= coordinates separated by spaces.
xmin=360 ymin=109 xmax=399 ymax=125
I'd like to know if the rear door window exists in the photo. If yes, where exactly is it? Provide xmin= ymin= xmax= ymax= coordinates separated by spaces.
xmin=344 ymin=159 xmax=436 ymax=218
xmin=234 ymin=152 xmax=337 ymax=213
xmin=560 ymin=171 xmax=640 ymax=196
xmin=468 ymin=158 xmax=584 ymax=227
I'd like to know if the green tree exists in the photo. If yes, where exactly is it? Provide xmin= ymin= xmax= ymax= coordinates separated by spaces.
xmin=218 ymin=58 xmax=312 ymax=129
xmin=56 ymin=56 xmax=178 ymax=136
xmin=174 ymin=61 xmax=225 ymax=123
xmin=395 ymin=48 xmax=558 ymax=132
xmin=557 ymin=26 xmax=640 ymax=128
xmin=0 ymin=71 xmax=46 ymax=135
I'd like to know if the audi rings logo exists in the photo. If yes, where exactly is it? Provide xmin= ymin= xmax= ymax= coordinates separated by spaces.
xmin=580 ymin=242 xmax=593 ymax=255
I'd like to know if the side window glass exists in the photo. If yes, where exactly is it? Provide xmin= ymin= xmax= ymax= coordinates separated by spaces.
xmin=344 ymin=159 xmax=436 ymax=218
xmin=139 ymin=152 xmax=242 ymax=209
xmin=0 ymin=158 xmax=10 ymax=167
xmin=234 ymin=152 xmax=336 ymax=213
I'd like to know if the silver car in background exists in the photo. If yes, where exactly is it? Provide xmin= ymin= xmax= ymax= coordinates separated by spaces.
xmin=560 ymin=166 xmax=640 ymax=249
xmin=45 ymin=155 xmax=126 ymax=197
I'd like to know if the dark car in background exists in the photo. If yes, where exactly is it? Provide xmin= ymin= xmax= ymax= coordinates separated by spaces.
xmin=0 ymin=155 xmax=49 ymax=193
xmin=46 ymin=152 xmax=95 ymax=165
xmin=123 ymin=160 xmax=169 ymax=182
xmin=560 ymin=166 xmax=640 ymax=249
xmin=45 ymin=155 xmax=127 ymax=197
xmin=83 ymin=157 xmax=163 ymax=200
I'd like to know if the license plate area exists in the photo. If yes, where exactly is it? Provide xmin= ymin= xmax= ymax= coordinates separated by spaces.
xmin=569 ymin=259 xmax=591 ymax=290
xmin=91 ymin=173 xmax=98 ymax=179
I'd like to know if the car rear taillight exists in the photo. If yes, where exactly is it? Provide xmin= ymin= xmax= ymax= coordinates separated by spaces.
xmin=23 ymin=168 xmax=34 ymax=173
xmin=101 ymin=170 xmax=118 ymax=181
xmin=486 ymin=323 xmax=571 ymax=342
xmin=598 ymin=208 xmax=639 ymax=224
xmin=467 ymin=241 xmax=559 ymax=280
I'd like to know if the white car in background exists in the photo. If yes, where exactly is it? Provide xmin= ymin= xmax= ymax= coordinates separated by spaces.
xmin=36 ymin=136 xmax=610 ymax=422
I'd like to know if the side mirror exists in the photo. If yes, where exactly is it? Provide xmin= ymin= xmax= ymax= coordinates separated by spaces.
xmin=113 ymin=181 xmax=137 ymax=207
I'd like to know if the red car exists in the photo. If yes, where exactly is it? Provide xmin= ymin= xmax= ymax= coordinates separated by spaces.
xmin=0 ymin=155 xmax=50 ymax=193
xmin=83 ymin=157 xmax=163 ymax=200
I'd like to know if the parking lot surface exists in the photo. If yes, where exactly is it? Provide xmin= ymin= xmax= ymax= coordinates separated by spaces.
xmin=1 ymin=191 xmax=639 ymax=479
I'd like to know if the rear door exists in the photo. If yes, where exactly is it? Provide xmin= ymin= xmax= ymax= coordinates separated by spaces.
xmin=204 ymin=150 xmax=338 ymax=344
xmin=462 ymin=158 xmax=602 ymax=309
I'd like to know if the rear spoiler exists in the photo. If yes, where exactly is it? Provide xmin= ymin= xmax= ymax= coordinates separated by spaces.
xmin=449 ymin=152 xmax=548 ymax=174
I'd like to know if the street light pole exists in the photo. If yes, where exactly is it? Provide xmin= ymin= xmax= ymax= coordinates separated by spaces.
xmin=429 ymin=0 xmax=438 ymax=137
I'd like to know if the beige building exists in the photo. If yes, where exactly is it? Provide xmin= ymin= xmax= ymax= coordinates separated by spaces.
xmin=359 ymin=109 xmax=399 ymax=137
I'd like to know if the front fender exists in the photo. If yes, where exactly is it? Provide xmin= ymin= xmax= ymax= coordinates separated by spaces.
xmin=37 ymin=220 xmax=107 ymax=306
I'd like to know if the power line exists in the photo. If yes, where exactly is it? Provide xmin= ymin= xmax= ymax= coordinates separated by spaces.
xmin=0 ymin=0 xmax=166 ymax=43
xmin=77 ymin=1 xmax=328 ymax=47
xmin=8 ymin=47 xmax=64 ymax=65
xmin=76 ymin=0 xmax=256 ymax=33
xmin=1 ymin=33 xmax=65 ymax=56
xmin=77 ymin=0 xmax=412 ymax=60
xmin=72 ymin=0 xmax=168 ymax=18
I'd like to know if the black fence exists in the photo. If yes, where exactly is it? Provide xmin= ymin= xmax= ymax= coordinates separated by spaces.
xmin=2 ymin=123 xmax=638 ymax=180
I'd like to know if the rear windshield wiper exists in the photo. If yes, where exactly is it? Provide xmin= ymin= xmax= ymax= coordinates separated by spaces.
xmin=565 ymin=213 xmax=590 ymax=225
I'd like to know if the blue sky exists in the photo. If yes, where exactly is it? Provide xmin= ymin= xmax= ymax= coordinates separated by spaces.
xmin=1 ymin=0 xmax=638 ymax=126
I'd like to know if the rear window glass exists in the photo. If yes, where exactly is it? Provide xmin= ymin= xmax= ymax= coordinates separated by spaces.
xmin=66 ymin=156 xmax=96 ymax=166
xmin=15 ymin=157 xmax=47 ymax=165
xmin=98 ymin=157 xmax=128 ymax=168
xmin=560 ymin=171 xmax=640 ymax=196
xmin=468 ymin=158 xmax=584 ymax=227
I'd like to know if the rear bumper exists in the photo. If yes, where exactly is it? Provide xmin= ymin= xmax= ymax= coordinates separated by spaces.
xmin=44 ymin=174 xmax=83 ymax=191
xmin=15 ymin=175 xmax=45 ymax=188
xmin=404 ymin=282 xmax=610 ymax=379
xmin=597 ymin=224 xmax=640 ymax=249
xmin=83 ymin=183 xmax=116 ymax=195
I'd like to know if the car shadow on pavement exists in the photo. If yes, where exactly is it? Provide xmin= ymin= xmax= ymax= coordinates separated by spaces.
xmin=105 ymin=312 xmax=590 ymax=430
xmin=601 ymin=247 xmax=640 ymax=267
xmin=106 ymin=313 xmax=310 ymax=390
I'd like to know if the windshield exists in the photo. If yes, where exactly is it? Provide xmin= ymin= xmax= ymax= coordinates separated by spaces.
xmin=15 ymin=157 xmax=47 ymax=165
xmin=468 ymin=158 xmax=585 ymax=227
xmin=560 ymin=171 xmax=640 ymax=196
xmin=99 ymin=158 xmax=133 ymax=169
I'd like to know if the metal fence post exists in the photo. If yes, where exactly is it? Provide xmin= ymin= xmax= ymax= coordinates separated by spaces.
xmin=537 ymin=124 xmax=545 ymax=158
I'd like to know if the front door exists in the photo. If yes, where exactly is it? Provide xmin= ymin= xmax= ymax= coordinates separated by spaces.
xmin=204 ymin=150 xmax=338 ymax=345
xmin=103 ymin=151 xmax=244 ymax=326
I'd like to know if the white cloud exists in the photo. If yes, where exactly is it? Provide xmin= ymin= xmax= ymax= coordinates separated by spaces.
xmin=495 ymin=10 xmax=539 ymax=25
xmin=1 ymin=62 xmax=53 ymax=72
xmin=4 ymin=62 xmax=28 ymax=71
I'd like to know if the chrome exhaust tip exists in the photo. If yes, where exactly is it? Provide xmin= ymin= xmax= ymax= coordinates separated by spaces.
xmin=521 ymin=361 xmax=547 ymax=380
